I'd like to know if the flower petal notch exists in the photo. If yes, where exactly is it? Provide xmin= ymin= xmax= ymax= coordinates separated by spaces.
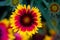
xmin=10 ymin=4 xmax=42 ymax=36
xmin=49 ymin=3 xmax=59 ymax=13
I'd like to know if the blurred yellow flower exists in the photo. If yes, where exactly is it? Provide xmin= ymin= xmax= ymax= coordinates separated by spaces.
xmin=44 ymin=35 xmax=53 ymax=40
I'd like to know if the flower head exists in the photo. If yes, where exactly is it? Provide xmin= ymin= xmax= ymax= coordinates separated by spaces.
xmin=49 ymin=3 xmax=59 ymax=13
xmin=10 ymin=4 xmax=42 ymax=36
xmin=0 ymin=19 xmax=9 ymax=40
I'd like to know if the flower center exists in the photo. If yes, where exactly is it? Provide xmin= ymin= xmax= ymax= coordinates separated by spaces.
xmin=23 ymin=16 xmax=31 ymax=24
xmin=20 ymin=13 xmax=34 ymax=27
xmin=52 ymin=6 xmax=57 ymax=10
xmin=50 ymin=3 xmax=59 ymax=13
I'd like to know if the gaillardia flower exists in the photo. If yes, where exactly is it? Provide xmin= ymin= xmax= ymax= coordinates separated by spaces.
xmin=10 ymin=4 xmax=42 ymax=36
xmin=0 ymin=19 xmax=9 ymax=40
xmin=49 ymin=3 xmax=59 ymax=13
